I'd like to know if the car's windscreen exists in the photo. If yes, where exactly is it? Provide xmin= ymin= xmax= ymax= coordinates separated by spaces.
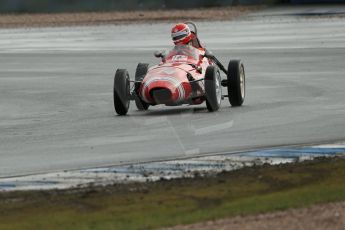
xmin=165 ymin=45 xmax=200 ymax=63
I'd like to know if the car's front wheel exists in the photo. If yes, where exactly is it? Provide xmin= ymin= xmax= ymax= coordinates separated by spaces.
xmin=113 ymin=69 xmax=130 ymax=115
xmin=134 ymin=63 xmax=149 ymax=111
xmin=205 ymin=66 xmax=222 ymax=112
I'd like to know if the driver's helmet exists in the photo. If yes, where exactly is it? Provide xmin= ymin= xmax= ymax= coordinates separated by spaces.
xmin=171 ymin=23 xmax=192 ymax=45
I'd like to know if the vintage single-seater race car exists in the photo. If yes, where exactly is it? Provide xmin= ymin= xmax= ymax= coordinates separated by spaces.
xmin=113 ymin=22 xmax=245 ymax=115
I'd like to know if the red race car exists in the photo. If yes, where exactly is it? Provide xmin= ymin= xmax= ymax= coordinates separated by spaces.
xmin=113 ymin=22 xmax=245 ymax=115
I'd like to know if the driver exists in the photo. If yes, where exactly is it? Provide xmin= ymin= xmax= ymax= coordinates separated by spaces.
xmin=170 ymin=22 xmax=206 ymax=74
xmin=171 ymin=23 xmax=204 ymax=49
xmin=169 ymin=23 xmax=227 ymax=77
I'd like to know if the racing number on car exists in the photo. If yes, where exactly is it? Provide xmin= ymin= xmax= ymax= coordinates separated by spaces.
xmin=172 ymin=55 xmax=188 ymax=62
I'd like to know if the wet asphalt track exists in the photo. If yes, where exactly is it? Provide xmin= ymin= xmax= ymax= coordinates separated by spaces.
xmin=0 ymin=6 xmax=345 ymax=177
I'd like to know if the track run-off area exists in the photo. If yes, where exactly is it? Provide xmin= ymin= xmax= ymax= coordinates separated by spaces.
xmin=0 ymin=5 xmax=345 ymax=178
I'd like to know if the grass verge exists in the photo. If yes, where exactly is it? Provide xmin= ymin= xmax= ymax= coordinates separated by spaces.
xmin=0 ymin=157 xmax=345 ymax=230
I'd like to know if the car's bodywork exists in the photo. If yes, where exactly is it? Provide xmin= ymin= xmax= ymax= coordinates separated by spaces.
xmin=139 ymin=45 xmax=211 ymax=106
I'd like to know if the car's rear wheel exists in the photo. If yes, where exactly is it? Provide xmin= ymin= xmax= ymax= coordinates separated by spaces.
xmin=113 ymin=69 xmax=130 ymax=115
xmin=134 ymin=63 xmax=149 ymax=110
xmin=227 ymin=60 xmax=245 ymax=106
xmin=205 ymin=66 xmax=222 ymax=112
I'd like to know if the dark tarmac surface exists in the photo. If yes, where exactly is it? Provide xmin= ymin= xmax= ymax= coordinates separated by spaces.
xmin=0 ymin=6 xmax=345 ymax=177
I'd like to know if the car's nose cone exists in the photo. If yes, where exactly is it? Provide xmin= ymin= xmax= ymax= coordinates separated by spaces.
xmin=141 ymin=77 xmax=184 ymax=104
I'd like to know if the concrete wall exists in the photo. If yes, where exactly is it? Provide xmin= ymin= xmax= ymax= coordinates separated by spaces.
xmin=0 ymin=0 xmax=283 ymax=13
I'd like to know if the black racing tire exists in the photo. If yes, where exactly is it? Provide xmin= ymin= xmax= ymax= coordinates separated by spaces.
xmin=113 ymin=69 xmax=130 ymax=115
xmin=134 ymin=63 xmax=149 ymax=111
xmin=227 ymin=60 xmax=245 ymax=106
xmin=205 ymin=66 xmax=222 ymax=112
